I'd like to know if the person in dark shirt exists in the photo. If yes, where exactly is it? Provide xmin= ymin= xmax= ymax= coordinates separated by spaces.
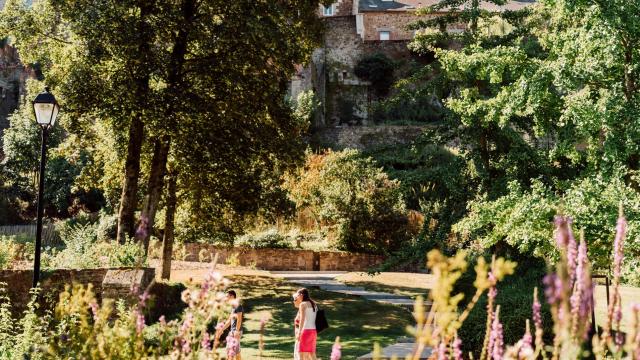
xmin=217 ymin=290 xmax=243 ymax=360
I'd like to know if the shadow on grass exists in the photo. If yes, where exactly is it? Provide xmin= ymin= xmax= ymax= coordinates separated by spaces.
xmin=226 ymin=276 xmax=414 ymax=359
xmin=340 ymin=281 xmax=428 ymax=299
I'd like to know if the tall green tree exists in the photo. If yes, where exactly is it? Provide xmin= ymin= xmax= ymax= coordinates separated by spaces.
xmin=1 ymin=0 xmax=329 ymax=250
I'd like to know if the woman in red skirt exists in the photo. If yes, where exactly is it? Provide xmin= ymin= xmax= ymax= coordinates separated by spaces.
xmin=294 ymin=288 xmax=317 ymax=360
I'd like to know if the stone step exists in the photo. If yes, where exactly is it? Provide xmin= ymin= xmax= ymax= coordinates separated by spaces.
xmin=357 ymin=343 xmax=432 ymax=360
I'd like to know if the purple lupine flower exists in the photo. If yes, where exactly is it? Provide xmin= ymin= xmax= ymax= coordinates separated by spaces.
xmin=201 ymin=332 xmax=211 ymax=351
xmin=490 ymin=307 xmax=504 ymax=360
xmin=554 ymin=216 xmax=570 ymax=249
xmin=437 ymin=342 xmax=447 ymax=360
xmin=227 ymin=336 xmax=239 ymax=357
xmin=89 ymin=302 xmax=99 ymax=320
xmin=181 ymin=339 xmax=191 ymax=354
xmin=518 ymin=320 xmax=533 ymax=359
xmin=543 ymin=274 xmax=562 ymax=305
xmin=488 ymin=272 xmax=498 ymax=301
xmin=570 ymin=238 xmax=592 ymax=339
xmin=135 ymin=310 xmax=145 ymax=335
xmin=330 ymin=341 xmax=342 ymax=360
xmin=612 ymin=215 xmax=627 ymax=347
xmin=135 ymin=216 xmax=149 ymax=240
xmin=567 ymin=222 xmax=578 ymax=283
xmin=453 ymin=336 xmax=463 ymax=360
xmin=532 ymin=288 xmax=542 ymax=331
xmin=139 ymin=290 xmax=150 ymax=307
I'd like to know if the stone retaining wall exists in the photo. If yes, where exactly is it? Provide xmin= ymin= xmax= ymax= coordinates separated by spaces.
xmin=182 ymin=244 xmax=385 ymax=272
xmin=0 ymin=267 xmax=155 ymax=314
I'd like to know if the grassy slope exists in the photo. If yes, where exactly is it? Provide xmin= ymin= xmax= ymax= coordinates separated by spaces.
xmin=225 ymin=275 xmax=414 ymax=359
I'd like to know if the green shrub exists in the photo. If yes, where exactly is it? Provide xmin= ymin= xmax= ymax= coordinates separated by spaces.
xmin=144 ymin=282 xmax=187 ymax=323
xmin=107 ymin=239 xmax=147 ymax=267
xmin=456 ymin=256 xmax=553 ymax=356
xmin=454 ymin=176 xmax=640 ymax=272
xmin=96 ymin=211 xmax=118 ymax=241
xmin=235 ymin=228 xmax=292 ymax=249
xmin=354 ymin=53 xmax=395 ymax=97
xmin=0 ymin=239 xmax=14 ymax=270
xmin=52 ymin=223 xmax=101 ymax=269
xmin=284 ymin=149 xmax=410 ymax=254
xmin=0 ymin=235 xmax=35 ymax=269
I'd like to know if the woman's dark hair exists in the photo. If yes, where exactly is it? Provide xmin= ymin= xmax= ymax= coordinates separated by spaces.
xmin=297 ymin=288 xmax=316 ymax=311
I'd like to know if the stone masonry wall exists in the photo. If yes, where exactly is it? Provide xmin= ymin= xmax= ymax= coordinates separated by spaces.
xmin=361 ymin=11 xmax=466 ymax=41
xmin=310 ymin=124 xmax=432 ymax=150
xmin=335 ymin=0 xmax=353 ymax=16
xmin=182 ymin=243 xmax=385 ymax=272
xmin=0 ymin=267 xmax=155 ymax=314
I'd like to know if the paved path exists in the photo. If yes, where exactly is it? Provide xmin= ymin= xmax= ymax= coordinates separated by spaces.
xmin=271 ymin=271 xmax=433 ymax=359
xmin=271 ymin=271 xmax=421 ymax=309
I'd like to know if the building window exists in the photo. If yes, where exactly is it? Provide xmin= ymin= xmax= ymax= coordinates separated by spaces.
xmin=379 ymin=31 xmax=390 ymax=41
xmin=323 ymin=4 xmax=334 ymax=16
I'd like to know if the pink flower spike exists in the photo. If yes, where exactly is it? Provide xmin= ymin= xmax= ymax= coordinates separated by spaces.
xmin=566 ymin=221 xmax=577 ymax=283
xmin=437 ymin=342 xmax=447 ymax=360
xmin=330 ymin=338 xmax=342 ymax=360
xmin=89 ymin=302 xmax=99 ymax=320
xmin=490 ymin=306 xmax=504 ymax=360
xmin=453 ymin=336 xmax=463 ymax=360
xmin=201 ymin=332 xmax=211 ymax=351
xmin=135 ymin=310 xmax=145 ymax=334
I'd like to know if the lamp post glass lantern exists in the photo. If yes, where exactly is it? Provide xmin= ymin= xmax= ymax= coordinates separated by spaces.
xmin=32 ymin=88 xmax=59 ymax=288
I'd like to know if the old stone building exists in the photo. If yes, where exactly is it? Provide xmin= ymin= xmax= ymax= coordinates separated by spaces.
xmin=0 ymin=42 xmax=33 ymax=153
xmin=0 ymin=0 xmax=36 ymax=154
xmin=293 ymin=0 xmax=534 ymax=128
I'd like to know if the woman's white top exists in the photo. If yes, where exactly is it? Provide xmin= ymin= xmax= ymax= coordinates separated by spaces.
xmin=302 ymin=302 xmax=317 ymax=330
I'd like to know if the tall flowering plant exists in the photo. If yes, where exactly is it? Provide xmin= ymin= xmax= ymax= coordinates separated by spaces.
xmin=16 ymin=268 xmax=235 ymax=359
xmin=401 ymin=212 xmax=640 ymax=360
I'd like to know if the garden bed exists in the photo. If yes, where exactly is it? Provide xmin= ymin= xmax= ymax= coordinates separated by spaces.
xmin=0 ymin=267 xmax=155 ymax=314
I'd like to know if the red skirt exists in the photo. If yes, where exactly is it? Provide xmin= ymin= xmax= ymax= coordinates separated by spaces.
xmin=298 ymin=329 xmax=317 ymax=352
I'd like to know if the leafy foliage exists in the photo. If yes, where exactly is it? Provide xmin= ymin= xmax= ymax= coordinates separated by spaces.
xmin=455 ymin=176 xmax=640 ymax=270
xmin=284 ymin=149 xmax=411 ymax=254
xmin=354 ymin=53 xmax=396 ymax=98
xmin=235 ymin=228 xmax=292 ymax=250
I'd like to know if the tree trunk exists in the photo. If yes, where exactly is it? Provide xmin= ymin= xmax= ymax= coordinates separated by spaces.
xmin=161 ymin=170 xmax=178 ymax=280
xmin=116 ymin=0 xmax=154 ymax=244
xmin=138 ymin=135 xmax=171 ymax=252
xmin=117 ymin=116 xmax=145 ymax=243
xmin=623 ymin=37 xmax=636 ymax=102
xmin=136 ymin=0 xmax=195 ymax=250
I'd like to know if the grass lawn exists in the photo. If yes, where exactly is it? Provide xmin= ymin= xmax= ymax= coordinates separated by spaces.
xmin=219 ymin=275 xmax=414 ymax=359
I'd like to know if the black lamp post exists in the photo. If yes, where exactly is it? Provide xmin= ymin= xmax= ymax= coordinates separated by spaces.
xmin=32 ymin=88 xmax=59 ymax=288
